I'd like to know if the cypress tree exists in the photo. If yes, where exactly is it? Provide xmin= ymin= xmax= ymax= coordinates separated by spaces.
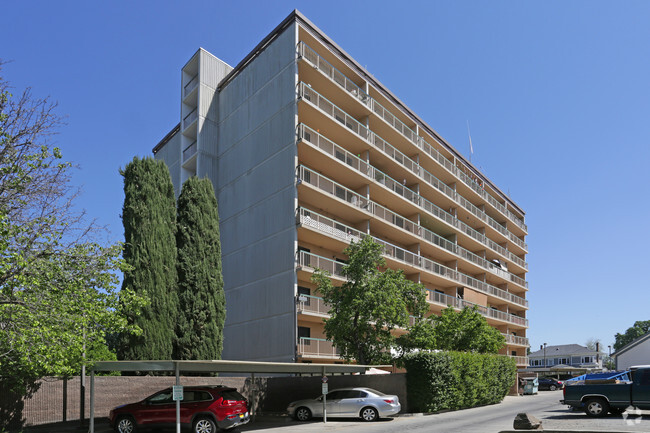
xmin=119 ymin=156 xmax=178 ymax=360
xmin=174 ymin=177 xmax=225 ymax=360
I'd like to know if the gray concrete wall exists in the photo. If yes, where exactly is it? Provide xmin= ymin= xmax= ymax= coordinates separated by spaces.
xmin=215 ymin=22 xmax=299 ymax=362
xmin=153 ymin=129 xmax=181 ymax=194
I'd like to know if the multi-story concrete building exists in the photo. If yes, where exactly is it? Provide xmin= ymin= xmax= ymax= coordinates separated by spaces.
xmin=153 ymin=10 xmax=529 ymax=366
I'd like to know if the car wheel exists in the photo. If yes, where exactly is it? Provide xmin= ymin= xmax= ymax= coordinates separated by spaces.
xmin=360 ymin=407 xmax=379 ymax=422
xmin=584 ymin=398 xmax=609 ymax=418
xmin=294 ymin=407 xmax=312 ymax=421
xmin=193 ymin=416 xmax=217 ymax=433
xmin=549 ymin=385 xmax=557 ymax=391
xmin=115 ymin=416 xmax=137 ymax=433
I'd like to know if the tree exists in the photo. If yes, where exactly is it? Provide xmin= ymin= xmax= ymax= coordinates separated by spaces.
xmin=0 ymin=64 xmax=144 ymax=426
xmin=312 ymin=236 xmax=428 ymax=365
xmin=174 ymin=177 xmax=225 ymax=360
xmin=585 ymin=337 xmax=601 ymax=352
xmin=431 ymin=306 xmax=504 ymax=354
xmin=119 ymin=157 xmax=178 ymax=360
xmin=614 ymin=320 xmax=650 ymax=351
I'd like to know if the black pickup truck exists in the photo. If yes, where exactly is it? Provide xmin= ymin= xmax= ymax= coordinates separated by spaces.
xmin=561 ymin=365 xmax=650 ymax=417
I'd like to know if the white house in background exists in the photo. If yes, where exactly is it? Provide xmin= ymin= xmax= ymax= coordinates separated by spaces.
xmin=528 ymin=344 xmax=603 ymax=372
xmin=613 ymin=332 xmax=650 ymax=370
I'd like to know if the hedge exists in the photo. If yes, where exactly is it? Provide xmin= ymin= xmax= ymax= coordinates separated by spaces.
xmin=403 ymin=351 xmax=517 ymax=413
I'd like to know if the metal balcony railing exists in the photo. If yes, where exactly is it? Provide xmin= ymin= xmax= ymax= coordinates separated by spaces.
xmin=183 ymin=108 xmax=198 ymax=129
xmin=184 ymin=74 xmax=199 ymax=98
xmin=298 ymin=337 xmax=341 ymax=359
xmin=297 ymin=41 xmax=527 ymax=234
xmin=182 ymin=141 xmax=197 ymax=162
xmin=297 ymin=208 xmax=528 ymax=308
xmin=426 ymin=290 xmax=527 ymax=327
xmin=503 ymin=333 xmax=529 ymax=347
xmin=298 ymin=125 xmax=529 ymax=279
xmin=509 ymin=355 xmax=529 ymax=366
xmin=297 ymin=85 xmax=529 ymax=261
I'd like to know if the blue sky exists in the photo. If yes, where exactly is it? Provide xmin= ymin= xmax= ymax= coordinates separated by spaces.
xmin=3 ymin=1 xmax=649 ymax=355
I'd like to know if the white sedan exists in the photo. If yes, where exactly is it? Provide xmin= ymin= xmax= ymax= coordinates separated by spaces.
xmin=287 ymin=387 xmax=401 ymax=422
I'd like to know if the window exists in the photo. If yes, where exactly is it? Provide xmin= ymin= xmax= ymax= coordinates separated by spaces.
xmin=148 ymin=391 xmax=173 ymax=404
xmin=298 ymin=246 xmax=311 ymax=267
xmin=298 ymin=326 xmax=311 ymax=345
xmin=582 ymin=356 xmax=592 ymax=363
xmin=298 ymin=286 xmax=311 ymax=306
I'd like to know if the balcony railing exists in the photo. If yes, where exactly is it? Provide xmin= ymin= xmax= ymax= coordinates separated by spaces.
xmin=297 ymin=210 xmax=528 ymax=309
xmin=427 ymin=290 xmax=527 ymax=327
xmin=503 ymin=333 xmax=529 ymax=347
xmin=298 ymin=85 xmax=528 ymax=259
xmin=297 ymin=250 xmax=345 ymax=278
xmin=509 ymin=355 xmax=529 ymax=366
xmin=183 ymin=141 xmax=197 ymax=162
xmin=297 ymin=170 xmax=528 ymax=306
xmin=183 ymin=74 xmax=199 ymax=98
xmin=298 ymin=337 xmax=341 ymax=359
xmin=297 ymin=294 xmax=329 ymax=316
xmin=183 ymin=108 xmax=198 ymax=129
xmin=297 ymin=126 xmax=529 ymax=280
xmin=297 ymin=41 xmax=527 ymax=234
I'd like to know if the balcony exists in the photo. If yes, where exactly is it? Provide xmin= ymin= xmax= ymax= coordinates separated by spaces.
xmin=427 ymin=290 xmax=527 ymax=328
xmin=297 ymin=41 xmax=527 ymax=235
xmin=183 ymin=74 xmax=199 ymax=99
xmin=182 ymin=141 xmax=197 ymax=162
xmin=183 ymin=108 xmax=198 ymax=130
xmin=298 ymin=208 xmax=527 ymax=307
xmin=297 ymin=162 xmax=528 ymax=289
xmin=297 ymin=85 xmax=528 ymax=258
xmin=509 ymin=355 xmax=529 ymax=366
xmin=503 ymin=333 xmax=529 ymax=347
xmin=298 ymin=337 xmax=340 ymax=359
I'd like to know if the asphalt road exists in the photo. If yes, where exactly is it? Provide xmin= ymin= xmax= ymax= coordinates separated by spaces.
xmin=241 ymin=391 xmax=650 ymax=433
xmin=26 ymin=391 xmax=650 ymax=432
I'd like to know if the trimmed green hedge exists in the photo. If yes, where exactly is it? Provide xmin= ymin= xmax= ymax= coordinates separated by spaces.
xmin=403 ymin=351 xmax=516 ymax=413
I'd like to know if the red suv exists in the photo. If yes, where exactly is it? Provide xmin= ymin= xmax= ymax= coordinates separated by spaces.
xmin=109 ymin=385 xmax=249 ymax=433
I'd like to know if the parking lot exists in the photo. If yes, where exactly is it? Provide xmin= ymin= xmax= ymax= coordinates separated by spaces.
xmin=22 ymin=390 xmax=650 ymax=433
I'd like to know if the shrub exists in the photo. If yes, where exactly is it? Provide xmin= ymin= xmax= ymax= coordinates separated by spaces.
xmin=404 ymin=351 xmax=516 ymax=413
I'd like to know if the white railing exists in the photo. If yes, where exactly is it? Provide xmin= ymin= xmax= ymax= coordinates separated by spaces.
xmin=509 ymin=355 xmax=529 ymax=366
xmin=298 ymin=85 xmax=529 ymax=263
xmin=297 ymin=209 xmax=528 ymax=309
xmin=297 ymin=294 xmax=330 ymax=316
xmin=297 ymin=126 xmax=529 ymax=285
xmin=297 ymin=41 xmax=527 ymax=234
xmin=503 ymin=333 xmax=529 ymax=347
xmin=298 ymin=337 xmax=341 ymax=359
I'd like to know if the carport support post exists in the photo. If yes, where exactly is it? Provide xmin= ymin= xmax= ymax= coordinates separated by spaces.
xmin=250 ymin=372 xmax=256 ymax=421
xmin=89 ymin=370 xmax=95 ymax=433
xmin=322 ymin=366 xmax=327 ymax=423
xmin=176 ymin=362 xmax=181 ymax=433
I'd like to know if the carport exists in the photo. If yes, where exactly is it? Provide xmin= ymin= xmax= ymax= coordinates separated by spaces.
xmin=89 ymin=360 xmax=375 ymax=433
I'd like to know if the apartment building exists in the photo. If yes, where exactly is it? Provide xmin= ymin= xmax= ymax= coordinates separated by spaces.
xmin=153 ymin=10 xmax=530 ymax=366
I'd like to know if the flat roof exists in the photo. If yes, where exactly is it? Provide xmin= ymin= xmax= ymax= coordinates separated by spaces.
xmin=92 ymin=359 xmax=380 ymax=375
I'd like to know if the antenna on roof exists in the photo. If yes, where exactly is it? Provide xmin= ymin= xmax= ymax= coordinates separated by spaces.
xmin=466 ymin=120 xmax=474 ymax=163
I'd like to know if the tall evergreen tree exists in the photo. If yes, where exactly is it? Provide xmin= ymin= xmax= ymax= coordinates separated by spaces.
xmin=119 ymin=156 xmax=178 ymax=360
xmin=174 ymin=177 xmax=225 ymax=360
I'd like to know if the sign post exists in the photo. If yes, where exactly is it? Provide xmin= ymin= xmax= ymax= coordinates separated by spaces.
xmin=321 ymin=375 xmax=328 ymax=423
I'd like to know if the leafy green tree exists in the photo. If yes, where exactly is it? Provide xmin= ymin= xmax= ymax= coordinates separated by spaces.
xmin=430 ymin=306 xmax=505 ymax=353
xmin=312 ymin=236 xmax=428 ymax=365
xmin=0 ymin=64 xmax=145 ymax=428
xmin=614 ymin=320 xmax=650 ymax=351
xmin=174 ymin=177 xmax=225 ymax=360
xmin=119 ymin=157 xmax=178 ymax=360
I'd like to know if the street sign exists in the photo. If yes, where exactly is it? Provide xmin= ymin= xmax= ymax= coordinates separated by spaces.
xmin=322 ymin=383 xmax=328 ymax=395
xmin=322 ymin=375 xmax=328 ymax=383
xmin=172 ymin=385 xmax=183 ymax=401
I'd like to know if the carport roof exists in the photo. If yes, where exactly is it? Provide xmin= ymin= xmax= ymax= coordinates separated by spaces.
xmin=92 ymin=359 xmax=380 ymax=375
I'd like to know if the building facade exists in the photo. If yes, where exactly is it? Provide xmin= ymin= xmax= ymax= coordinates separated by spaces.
xmin=153 ymin=10 xmax=529 ymax=366
xmin=528 ymin=344 xmax=602 ymax=373
xmin=613 ymin=333 xmax=650 ymax=370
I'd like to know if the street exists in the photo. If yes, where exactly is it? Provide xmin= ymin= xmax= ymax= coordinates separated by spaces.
xmin=26 ymin=391 xmax=650 ymax=433
xmin=241 ymin=391 xmax=650 ymax=433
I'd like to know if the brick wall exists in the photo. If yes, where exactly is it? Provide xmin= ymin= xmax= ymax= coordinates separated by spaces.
xmin=15 ymin=373 xmax=407 ymax=426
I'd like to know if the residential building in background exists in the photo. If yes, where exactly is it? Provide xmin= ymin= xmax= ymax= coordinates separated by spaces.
xmin=153 ymin=10 xmax=529 ymax=366
xmin=528 ymin=344 xmax=603 ymax=374
xmin=613 ymin=333 xmax=650 ymax=370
